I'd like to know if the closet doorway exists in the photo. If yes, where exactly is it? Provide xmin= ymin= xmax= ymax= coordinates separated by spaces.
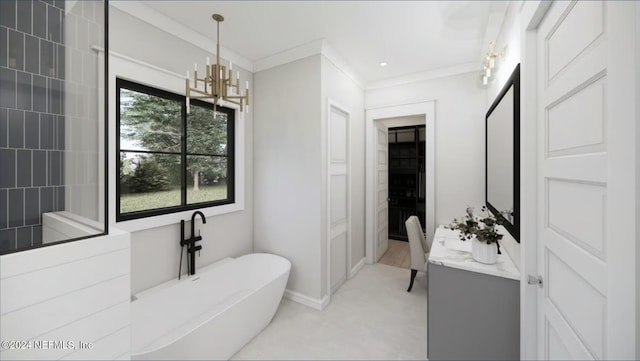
xmin=388 ymin=125 xmax=426 ymax=241
xmin=365 ymin=101 xmax=435 ymax=265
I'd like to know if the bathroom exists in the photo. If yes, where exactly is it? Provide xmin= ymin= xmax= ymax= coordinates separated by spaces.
xmin=1 ymin=1 xmax=639 ymax=360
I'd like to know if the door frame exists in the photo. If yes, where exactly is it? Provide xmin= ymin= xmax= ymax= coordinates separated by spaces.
xmin=519 ymin=2 xmax=552 ymax=359
xmin=365 ymin=101 xmax=436 ymax=264
xmin=326 ymin=99 xmax=351 ymax=300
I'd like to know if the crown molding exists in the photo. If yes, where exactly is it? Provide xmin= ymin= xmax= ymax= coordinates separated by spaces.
xmin=253 ymin=38 xmax=365 ymax=89
xmin=253 ymin=37 xmax=475 ymax=91
xmin=252 ymin=38 xmax=324 ymax=73
xmin=366 ymin=62 xmax=479 ymax=90
xmin=109 ymin=1 xmax=253 ymax=72
xmin=320 ymin=40 xmax=366 ymax=90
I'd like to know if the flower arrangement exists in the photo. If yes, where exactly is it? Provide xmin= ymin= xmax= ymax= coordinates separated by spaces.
xmin=448 ymin=206 xmax=505 ymax=254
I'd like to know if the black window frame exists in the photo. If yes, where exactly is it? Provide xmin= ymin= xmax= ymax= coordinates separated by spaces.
xmin=116 ymin=78 xmax=235 ymax=221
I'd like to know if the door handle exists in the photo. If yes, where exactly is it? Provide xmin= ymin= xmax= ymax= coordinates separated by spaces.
xmin=527 ymin=275 xmax=543 ymax=288
xmin=387 ymin=197 xmax=391 ymax=202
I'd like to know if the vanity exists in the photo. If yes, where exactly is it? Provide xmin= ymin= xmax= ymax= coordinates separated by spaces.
xmin=427 ymin=226 xmax=520 ymax=360
xmin=426 ymin=63 xmax=522 ymax=360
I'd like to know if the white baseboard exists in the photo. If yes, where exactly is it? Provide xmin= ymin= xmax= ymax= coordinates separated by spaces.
xmin=330 ymin=276 xmax=347 ymax=295
xmin=349 ymin=257 xmax=366 ymax=279
xmin=283 ymin=289 xmax=330 ymax=311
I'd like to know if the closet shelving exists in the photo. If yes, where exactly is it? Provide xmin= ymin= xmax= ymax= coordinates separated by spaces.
xmin=388 ymin=125 xmax=426 ymax=241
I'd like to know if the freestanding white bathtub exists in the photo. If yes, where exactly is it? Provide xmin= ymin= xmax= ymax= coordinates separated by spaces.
xmin=131 ymin=253 xmax=291 ymax=360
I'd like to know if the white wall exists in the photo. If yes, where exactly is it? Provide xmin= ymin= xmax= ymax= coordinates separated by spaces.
xmin=109 ymin=7 xmax=254 ymax=294
xmin=637 ymin=6 xmax=640 ymax=357
xmin=0 ymin=230 xmax=131 ymax=360
xmin=484 ymin=1 xmax=523 ymax=268
xmin=380 ymin=115 xmax=425 ymax=128
xmin=253 ymin=55 xmax=323 ymax=301
xmin=487 ymin=2 xmax=523 ymax=105
xmin=320 ymin=55 xmax=366 ymax=289
xmin=253 ymin=52 xmax=365 ymax=305
xmin=366 ymin=72 xmax=486 ymax=229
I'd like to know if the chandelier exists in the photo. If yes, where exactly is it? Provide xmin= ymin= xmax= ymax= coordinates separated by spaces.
xmin=186 ymin=14 xmax=249 ymax=114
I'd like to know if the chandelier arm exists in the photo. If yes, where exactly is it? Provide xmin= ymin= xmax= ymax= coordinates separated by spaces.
xmin=186 ymin=13 xmax=248 ymax=113
xmin=223 ymin=99 xmax=241 ymax=106
xmin=189 ymin=95 xmax=220 ymax=100
xmin=185 ymin=78 xmax=190 ymax=113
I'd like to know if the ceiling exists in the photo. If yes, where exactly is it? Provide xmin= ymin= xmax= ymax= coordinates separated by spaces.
xmin=143 ymin=1 xmax=503 ymax=84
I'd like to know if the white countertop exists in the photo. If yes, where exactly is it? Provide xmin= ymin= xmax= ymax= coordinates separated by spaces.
xmin=428 ymin=227 xmax=520 ymax=281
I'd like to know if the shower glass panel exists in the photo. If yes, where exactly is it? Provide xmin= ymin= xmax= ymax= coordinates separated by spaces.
xmin=0 ymin=0 xmax=107 ymax=254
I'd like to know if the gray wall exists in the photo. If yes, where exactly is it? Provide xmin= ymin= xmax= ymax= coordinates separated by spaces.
xmin=109 ymin=7 xmax=254 ymax=294
xmin=253 ymin=55 xmax=323 ymax=300
xmin=635 ymin=2 xmax=640 ymax=359
xmin=0 ymin=0 xmax=67 ymax=252
xmin=254 ymin=53 xmax=365 ymax=302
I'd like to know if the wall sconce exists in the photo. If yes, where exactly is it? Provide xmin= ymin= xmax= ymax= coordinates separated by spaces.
xmin=481 ymin=41 xmax=507 ymax=85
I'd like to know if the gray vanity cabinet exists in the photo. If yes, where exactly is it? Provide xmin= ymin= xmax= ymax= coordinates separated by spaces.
xmin=427 ymin=263 xmax=520 ymax=360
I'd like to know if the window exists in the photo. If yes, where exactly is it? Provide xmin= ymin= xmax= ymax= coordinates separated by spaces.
xmin=116 ymin=79 xmax=235 ymax=221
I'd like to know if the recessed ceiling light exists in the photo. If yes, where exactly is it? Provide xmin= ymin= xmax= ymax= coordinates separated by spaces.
xmin=379 ymin=61 xmax=388 ymax=67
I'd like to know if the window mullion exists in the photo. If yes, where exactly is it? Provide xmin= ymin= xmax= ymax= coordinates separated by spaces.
xmin=182 ymin=101 xmax=188 ymax=208
xmin=228 ymin=108 xmax=235 ymax=204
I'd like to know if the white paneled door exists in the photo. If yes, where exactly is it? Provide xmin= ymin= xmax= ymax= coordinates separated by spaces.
xmin=535 ymin=1 xmax=636 ymax=359
xmin=329 ymin=105 xmax=350 ymax=294
xmin=375 ymin=122 xmax=389 ymax=262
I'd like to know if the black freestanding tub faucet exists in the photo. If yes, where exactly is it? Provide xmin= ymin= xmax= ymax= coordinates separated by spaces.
xmin=180 ymin=211 xmax=207 ymax=276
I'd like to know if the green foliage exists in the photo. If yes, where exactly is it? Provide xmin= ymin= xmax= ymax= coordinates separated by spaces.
xmin=120 ymin=154 xmax=134 ymax=176
xmin=187 ymin=106 xmax=229 ymax=187
xmin=120 ymin=89 xmax=182 ymax=153
xmin=448 ymin=206 xmax=506 ymax=254
xmin=187 ymin=104 xmax=228 ymax=155
xmin=119 ymin=89 xmax=229 ymax=189
xmin=126 ymin=157 xmax=171 ymax=193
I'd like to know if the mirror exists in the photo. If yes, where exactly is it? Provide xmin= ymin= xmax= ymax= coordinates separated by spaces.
xmin=486 ymin=64 xmax=520 ymax=242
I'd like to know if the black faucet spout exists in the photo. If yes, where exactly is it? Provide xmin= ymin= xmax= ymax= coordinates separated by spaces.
xmin=191 ymin=211 xmax=206 ymax=240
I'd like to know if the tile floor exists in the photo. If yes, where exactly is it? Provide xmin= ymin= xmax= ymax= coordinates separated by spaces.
xmin=232 ymin=263 xmax=427 ymax=360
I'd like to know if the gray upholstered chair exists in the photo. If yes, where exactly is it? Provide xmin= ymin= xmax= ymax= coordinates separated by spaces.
xmin=405 ymin=216 xmax=430 ymax=292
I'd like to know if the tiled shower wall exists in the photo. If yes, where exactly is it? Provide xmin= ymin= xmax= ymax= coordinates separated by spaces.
xmin=0 ymin=0 xmax=66 ymax=252
xmin=64 ymin=0 xmax=103 ymax=224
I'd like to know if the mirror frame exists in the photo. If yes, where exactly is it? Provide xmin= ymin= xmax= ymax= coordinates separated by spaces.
xmin=485 ymin=63 xmax=520 ymax=242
